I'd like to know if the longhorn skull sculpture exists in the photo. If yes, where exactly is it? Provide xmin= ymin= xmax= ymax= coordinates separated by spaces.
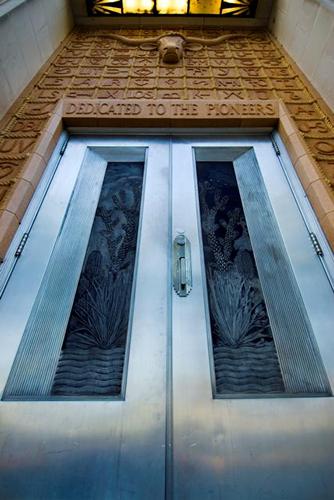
xmin=100 ymin=32 xmax=244 ymax=64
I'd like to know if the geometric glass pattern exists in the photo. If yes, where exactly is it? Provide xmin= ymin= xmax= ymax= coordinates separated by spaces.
xmin=87 ymin=0 xmax=258 ymax=16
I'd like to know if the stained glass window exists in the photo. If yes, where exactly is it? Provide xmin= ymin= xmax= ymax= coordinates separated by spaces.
xmin=87 ymin=0 xmax=258 ymax=16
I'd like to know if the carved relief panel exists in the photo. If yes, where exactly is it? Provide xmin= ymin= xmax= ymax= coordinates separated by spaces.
xmin=0 ymin=26 xmax=334 ymax=259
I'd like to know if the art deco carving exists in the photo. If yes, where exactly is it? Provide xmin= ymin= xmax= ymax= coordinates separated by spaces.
xmin=101 ymin=32 xmax=243 ymax=64
xmin=1 ymin=26 xmax=334 ymax=259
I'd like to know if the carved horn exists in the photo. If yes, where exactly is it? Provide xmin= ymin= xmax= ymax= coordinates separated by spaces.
xmin=184 ymin=34 xmax=244 ymax=46
xmin=99 ymin=33 xmax=160 ymax=46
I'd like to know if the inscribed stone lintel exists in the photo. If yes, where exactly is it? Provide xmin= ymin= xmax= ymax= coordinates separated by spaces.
xmin=63 ymin=99 xmax=279 ymax=126
xmin=1 ymin=95 xmax=334 ymax=259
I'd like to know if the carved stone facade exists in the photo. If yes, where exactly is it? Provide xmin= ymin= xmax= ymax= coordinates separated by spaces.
xmin=0 ymin=26 xmax=334 ymax=259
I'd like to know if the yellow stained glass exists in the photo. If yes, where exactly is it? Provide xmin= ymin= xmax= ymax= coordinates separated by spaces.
xmin=93 ymin=0 xmax=122 ymax=14
xmin=156 ymin=0 xmax=188 ymax=14
xmin=189 ymin=0 xmax=221 ymax=14
xmin=221 ymin=0 xmax=252 ymax=16
xmin=89 ymin=0 xmax=256 ymax=16
xmin=123 ymin=0 xmax=154 ymax=13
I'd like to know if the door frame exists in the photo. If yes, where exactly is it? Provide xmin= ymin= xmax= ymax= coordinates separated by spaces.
xmin=1 ymin=132 xmax=334 ymax=398
xmin=1 ymin=98 xmax=334 ymax=264
xmin=0 ymin=133 xmax=334 ymax=500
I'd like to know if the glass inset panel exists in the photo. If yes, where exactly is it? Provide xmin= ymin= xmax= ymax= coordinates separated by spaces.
xmin=123 ymin=0 xmax=154 ymax=13
xmin=189 ymin=0 xmax=220 ymax=14
xmin=92 ymin=0 xmax=123 ymax=14
xmin=157 ymin=0 xmax=187 ymax=14
xmin=52 ymin=162 xmax=144 ymax=396
xmin=196 ymin=161 xmax=284 ymax=394
xmin=221 ymin=0 xmax=255 ymax=16
xmin=87 ymin=0 xmax=258 ymax=16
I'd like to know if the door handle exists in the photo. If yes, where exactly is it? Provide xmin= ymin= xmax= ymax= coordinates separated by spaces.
xmin=173 ymin=232 xmax=192 ymax=297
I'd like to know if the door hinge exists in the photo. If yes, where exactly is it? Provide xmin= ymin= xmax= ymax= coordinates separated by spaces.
xmin=271 ymin=135 xmax=281 ymax=156
xmin=15 ymin=233 xmax=29 ymax=258
xmin=309 ymin=232 xmax=323 ymax=256
xmin=59 ymin=137 xmax=69 ymax=157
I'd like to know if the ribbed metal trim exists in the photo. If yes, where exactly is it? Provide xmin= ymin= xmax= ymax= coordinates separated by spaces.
xmin=234 ymin=149 xmax=331 ymax=394
xmin=3 ymin=149 xmax=107 ymax=399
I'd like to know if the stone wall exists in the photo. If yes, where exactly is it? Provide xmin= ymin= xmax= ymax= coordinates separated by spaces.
xmin=0 ymin=25 xmax=334 ymax=259
xmin=0 ymin=0 xmax=74 ymax=119
xmin=269 ymin=0 xmax=334 ymax=111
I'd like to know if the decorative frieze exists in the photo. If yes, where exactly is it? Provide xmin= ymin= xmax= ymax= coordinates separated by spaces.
xmin=0 ymin=26 xmax=334 ymax=259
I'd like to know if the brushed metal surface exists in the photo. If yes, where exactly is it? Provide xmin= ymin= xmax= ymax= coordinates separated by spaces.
xmin=272 ymin=130 xmax=334 ymax=292
xmin=0 ymin=131 xmax=69 ymax=299
xmin=4 ymin=149 xmax=107 ymax=398
xmin=171 ymin=136 xmax=334 ymax=499
xmin=0 ymin=135 xmax=333 ymax=499
xmin=0 ymin=137 xmax=169 ymax=499
xmin=234 ymin=148 xmax=330 ymax=394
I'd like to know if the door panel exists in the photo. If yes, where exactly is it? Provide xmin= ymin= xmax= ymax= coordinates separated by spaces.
xmin=171 ymin=136 xmax=334 ymax=499
xmin=4 ymin=151 xmax=147 ymax=399
xmin=0 ymin=137 xmax=169 ymax=499
xmin=0 ymin=135 xmax=333 ymax=500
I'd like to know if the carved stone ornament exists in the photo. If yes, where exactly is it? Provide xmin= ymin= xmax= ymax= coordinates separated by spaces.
xmin=1 ymin=26 xmax=334 ymax=262
xmin=101 ymin=32 xmax=243 ymax=64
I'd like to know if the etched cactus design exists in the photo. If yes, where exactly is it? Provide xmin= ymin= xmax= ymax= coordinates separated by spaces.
xmin=96 ymin=178 xmax=141 ymax=275
xmin=52 ymin=163 xmax=143 ymax=396
xmin=197 ymin=162 xmax=284 ymax=394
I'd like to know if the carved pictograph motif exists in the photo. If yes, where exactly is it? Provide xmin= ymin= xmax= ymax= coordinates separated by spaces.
xmin=0 ymin=25 xmax=334 ymax=256
xmin=0 ymin=160 xmax=20 ymax=204
xmin=197 ymin=162 xmax=284 ymax=394
xmin=99 ymin=31 xmax=244 ymax=64
xmin=52 ymin=162 xmax=143 ymax=396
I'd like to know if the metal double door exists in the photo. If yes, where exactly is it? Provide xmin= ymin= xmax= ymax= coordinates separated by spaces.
xmin=0 ymin=135 xmax=333 ymax=499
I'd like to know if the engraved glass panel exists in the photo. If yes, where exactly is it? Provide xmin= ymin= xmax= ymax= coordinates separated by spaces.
xmin=52 ymin=162 xmax=144 ymax=396
xmin=196 ymin=161 xmax=284 ymax=394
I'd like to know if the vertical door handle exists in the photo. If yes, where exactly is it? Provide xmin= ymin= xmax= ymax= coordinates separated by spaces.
xmin=173 ymin=232 xmax=192 ymax=297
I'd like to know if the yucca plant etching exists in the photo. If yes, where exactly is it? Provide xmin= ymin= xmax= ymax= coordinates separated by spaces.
xmin=209 ymin=270 xmax=269 ymax=348
xmin=197 ymin=162 xmax=284 ymax=394
xmin=52 ymin=163 xmax=143 ymax=396
xmin=63 ymin=270 xmax=131 ymax=350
